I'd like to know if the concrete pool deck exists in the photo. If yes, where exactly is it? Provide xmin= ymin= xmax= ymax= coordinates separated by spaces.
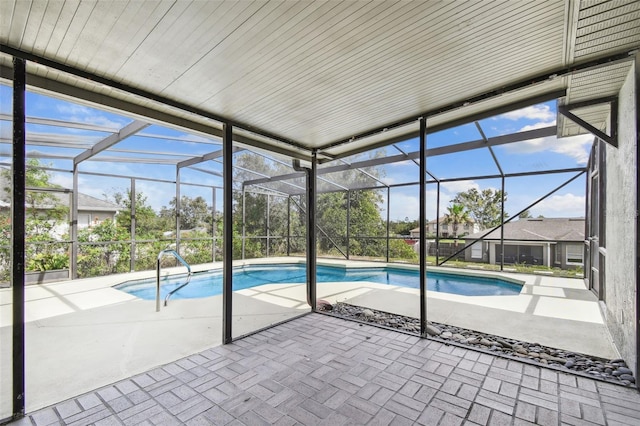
xmin=0 ymin=257 xmax=618 ymax=415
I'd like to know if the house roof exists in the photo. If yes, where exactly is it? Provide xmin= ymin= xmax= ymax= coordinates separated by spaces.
xmin=51 ymin=193 xmax=120 ymax=213
xmin=0 ymin=191 xmax=119 ymax=213
xmin=0 ymin=167 xmax=118 ymax=212
xmin=465 ymin=218 xmax=585 ymax=242
xmin=1 ymin=1 xmax=638 ymax=160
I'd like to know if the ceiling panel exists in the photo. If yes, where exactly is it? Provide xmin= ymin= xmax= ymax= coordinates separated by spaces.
xmin=559 ymin=0 xmax=640 ymax=138
xmin=1 ymin=0 xmax=639 ymax=155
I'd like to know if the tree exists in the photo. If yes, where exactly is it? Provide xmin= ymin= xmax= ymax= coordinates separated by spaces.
xmin=314 ymin=188 xmax=387 ymax=257
xmin=451 ymin=188 xmax=508 ymax=229
xmin=443 ymin=204 xmax=470 ymax=238
xmin=233 ymin=152 xmax=297 ymax=259
xmin=1 ymin=159 xmax=69 ymax=273
xmin=390 ymin=217 xmax=419 ymax=236
xmin=233 ymin=149 xmax=393 ymax=260
xmin=159 ymin=195 xmax=211 ymax=230
xmin=77 ymin=218 xmax=130 ymax=277
xmin=106 ymin=189 xmax=158 ymax=236
xmin=518 ymin=209 xmax=532 ymax=219
xmin=388 ymin=239 xmax=417 ymax=261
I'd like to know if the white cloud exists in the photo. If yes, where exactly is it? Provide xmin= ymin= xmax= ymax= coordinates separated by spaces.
xmin=519 ymin=120 xmax=556 ymax=131
xmin=49 ymin=174 xmax=120 ymax=201
xmin=503 ymin=133 xmax=593 ymax=165
xmin=534 ymin=193 xmax=585 ymax=218
xmin=388 ymin=188 xmax=442 ymax=221
xmin=49 ymin=174 xmax=73 ymax=190
xmin=389 ymin=193 xmax=419 ymax=221
xmin=441 ymin=180 xmax=479 ymax=194
xmin=500 ymin=105 xmax=555 ymax=121
xmin=56 ymin=104 xmax=126 ymax=130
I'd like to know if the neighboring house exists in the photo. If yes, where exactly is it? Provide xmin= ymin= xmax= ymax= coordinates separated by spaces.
xmin=410 ymin=216 xmax=481 ymax=238
xmin=54 ymin=193 xmax=120 ymax=229
xmin=0 ymin=192 xmax=119 ymax=235
xmin=0 ymin=171 xmax=119 ymax=230
xmin=463 ymin=217 xmax=585 ymax=270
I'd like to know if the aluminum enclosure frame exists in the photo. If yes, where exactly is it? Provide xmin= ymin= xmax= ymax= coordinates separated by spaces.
xmin=2 ymin=48 xmax=636 ymax=421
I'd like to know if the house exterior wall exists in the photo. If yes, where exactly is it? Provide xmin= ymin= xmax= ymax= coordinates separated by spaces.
xmin=51 ymin=209 xmax=117 ymax=237
xmin=603 ymin=60 xmax=638 ymax=375
xmin=464 ymin=241 xmax=488 ymax=262
xmin=464 ymin=241 xmax=584 ymax=270
xmin=77 ymin=210 xmax=117 ymax=228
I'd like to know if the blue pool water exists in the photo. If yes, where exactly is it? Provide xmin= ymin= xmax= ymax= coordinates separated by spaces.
xmin=114 ymin=264 xmax=522 ymax=300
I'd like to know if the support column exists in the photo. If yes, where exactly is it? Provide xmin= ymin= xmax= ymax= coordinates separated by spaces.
xmin=346 ymin=190 xmax=351 ymax=259
xmin=212 ymin=187 xmax=217 ymax=261
xmin=500 ymin=176 xmax=505 ymax=271
xmin=419 ymin=117 xmax=427 ymax=337
xmin=222 ymin=124 xmax=233 ymax=344
xmin=70 ymin=166 xmax=78 ymax=279
xmin=175 ymin=169 xmax=181 ymax=254
xmin=130 ymin=178 xmax=136 ymax=272
xmin=386 ymin=187 xmax=390 ymax=262
xmin=266 ymin=194 xmax=270 ymax=257
xmin=435 ymin=182 xmax=441 ymax=264
xmin=12 ymin=56 xmax=26 ymax=419
xmin=307 ymin=151 xmax=317 ymax=311
xmin=241 ymin=188 xmax=246 ymax=259
xmin=287 ymin=196 xmax=291 ymax=256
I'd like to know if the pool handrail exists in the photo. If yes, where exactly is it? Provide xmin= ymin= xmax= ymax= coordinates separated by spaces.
xmin=156 ymin=249 xmax=192 ymax=311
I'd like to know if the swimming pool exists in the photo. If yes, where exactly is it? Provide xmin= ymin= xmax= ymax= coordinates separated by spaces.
xmin=114 ymin=264 xmax=523 ymax=300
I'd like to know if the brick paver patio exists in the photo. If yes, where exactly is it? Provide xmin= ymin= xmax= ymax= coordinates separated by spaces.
xmin=8 ymin=313 xmax=640 ymax=425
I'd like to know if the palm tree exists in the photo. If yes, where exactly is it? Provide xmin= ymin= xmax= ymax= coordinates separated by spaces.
xmin=443 ymin=204 xmax=470 ymax=241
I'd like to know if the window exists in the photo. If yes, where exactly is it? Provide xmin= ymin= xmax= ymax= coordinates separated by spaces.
xmin=464 ymin=224 xmax=469 ymax=230
xmin=471 ymin=243 xmax=482 ymax=259
xmin=554 ymin=244 xmax=561 ymax=264
xmin=78 ymin=214 xmax=91 ymax=228
xmin=442 ymin=224 xmax=448 ymax=231
xmin=566 ymin=244 xmax=584 ymax=265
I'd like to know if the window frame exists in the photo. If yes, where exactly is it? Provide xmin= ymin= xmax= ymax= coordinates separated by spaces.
xmin=566 ymin=243 xmax=584 ymax=265
xmin=471 ymin=243 xmax=482 ymax=259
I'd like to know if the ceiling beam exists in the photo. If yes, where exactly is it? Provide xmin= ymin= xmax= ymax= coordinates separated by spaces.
xmin=0 ymin=113 xmax=118 ymax=133
xmin=74 ymin=120 xmax=150 ymax=165
xmin=177 ymin=147 xmax=234 ymax=169
xmin=190 ymin=167 xmax=223 ymax=178
xmin=244 ymin=126 xmax=557 ymax=188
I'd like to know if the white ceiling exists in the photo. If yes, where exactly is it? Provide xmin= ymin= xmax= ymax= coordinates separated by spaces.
xmin=1 ymin=0 xmax=639 ymax=159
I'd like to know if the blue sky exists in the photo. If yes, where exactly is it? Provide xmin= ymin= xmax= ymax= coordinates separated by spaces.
xmin=1 ymin=84 xmax=592 ymax=221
